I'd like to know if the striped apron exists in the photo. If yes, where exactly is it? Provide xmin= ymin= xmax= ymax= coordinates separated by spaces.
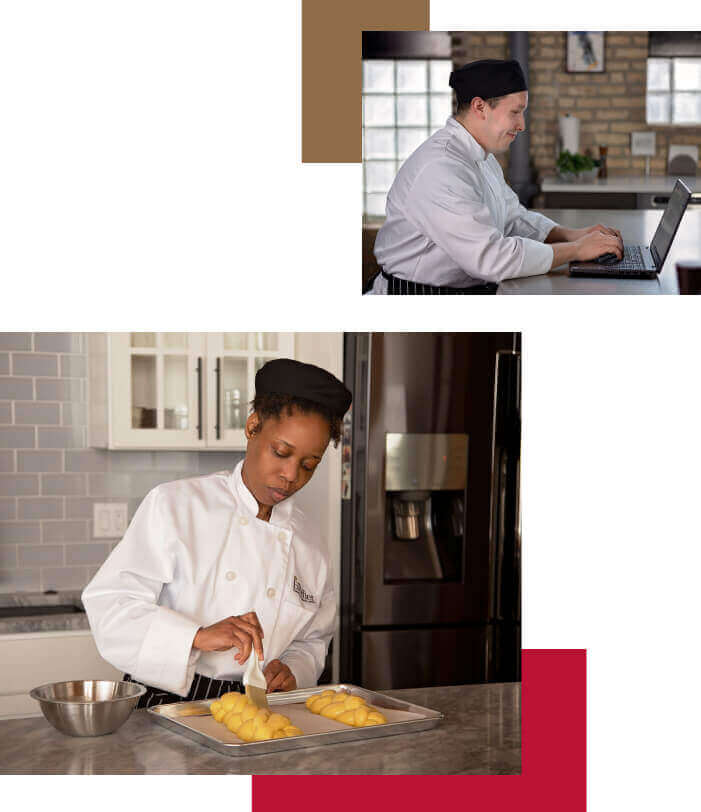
xmin=123 ymin=672 xmax=244 ymax=710
xmin=380 ymin=270 xmax=497 ymax=295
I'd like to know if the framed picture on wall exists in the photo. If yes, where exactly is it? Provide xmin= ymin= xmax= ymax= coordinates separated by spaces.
xmin=566 ymin=32 xmax=605 ymax=73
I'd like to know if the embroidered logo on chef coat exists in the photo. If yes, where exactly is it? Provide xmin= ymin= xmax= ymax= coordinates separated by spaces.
xmin=293 ymin=576 xmax=316 ymax=604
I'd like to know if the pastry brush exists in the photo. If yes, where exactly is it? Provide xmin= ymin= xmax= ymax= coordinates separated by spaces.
xmin=243 ymin=649 xmax=269 ymax=709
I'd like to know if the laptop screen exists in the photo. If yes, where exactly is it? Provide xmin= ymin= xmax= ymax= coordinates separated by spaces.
xmin=650 ymin=180 xmax=691 ymax=266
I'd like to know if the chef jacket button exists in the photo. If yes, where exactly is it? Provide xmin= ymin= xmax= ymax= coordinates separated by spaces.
xmin=277 ymin=531 xmax=286 ymax=542
xmin=239 ymin=516 xmax=249 ymax=526
xmin=267 ymin=587 xmax=276 ymax=598
xmin=226 ymin=571 xmax=237 ymax=581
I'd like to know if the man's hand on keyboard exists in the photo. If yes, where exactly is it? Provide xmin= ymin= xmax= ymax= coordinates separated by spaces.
xmin=573 ymin=229 xmax=624 ymax=262
xmin=581 ymin=222 xmax=623 ymax=242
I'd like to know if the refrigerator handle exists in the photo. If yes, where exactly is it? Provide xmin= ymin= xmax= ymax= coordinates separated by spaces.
xmin=489 ymin=349 xmax=521 ymax=639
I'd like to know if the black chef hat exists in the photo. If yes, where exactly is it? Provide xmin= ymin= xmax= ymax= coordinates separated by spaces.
xmin=255 ymin=358 xmax=352 ymax=417
xmin=449 ymin=59 xmax=527 ymax=106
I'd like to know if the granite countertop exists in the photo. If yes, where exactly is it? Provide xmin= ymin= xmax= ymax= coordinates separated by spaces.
xmin=0 ymin=683 xmax=520 ymax=775
xmin=540 ymin=174 xmax=698 ymax=193
xmin=0 ymin=591 xmax=89 ymax=634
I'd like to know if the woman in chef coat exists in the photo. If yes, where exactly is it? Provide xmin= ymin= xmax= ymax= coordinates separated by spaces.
xmin=367 ymin=59 xmax=623 ymax=294
xmin=82 ymin=359 xmax=352 ymax=708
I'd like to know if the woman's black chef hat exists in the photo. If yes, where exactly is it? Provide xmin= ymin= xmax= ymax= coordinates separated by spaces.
xmin=255 ymin=358 xmax=352 ymax=417
xmin=449 ymin=59 xmax=527 ymax=106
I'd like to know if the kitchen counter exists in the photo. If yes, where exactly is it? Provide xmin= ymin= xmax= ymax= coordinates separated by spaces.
xmin=541 ymin=175 xmax=698 ymax=193
xmin=498 ymin=208 xmax=701 ymax=294
xmin=0 ymin=683 xmax=520 ymax=775
xmin=0 ymin=591 xmax=88 ymax=635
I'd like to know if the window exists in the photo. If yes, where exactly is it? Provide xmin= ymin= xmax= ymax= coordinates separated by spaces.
xmin=362 ymin=59 xmax=453 ymax=217
xmin=647 ymin=58 xmax=701 ymax=124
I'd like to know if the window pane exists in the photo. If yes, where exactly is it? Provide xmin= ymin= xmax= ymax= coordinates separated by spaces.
xmin=131 ymin=355 xmax=157 ymax=428
xmin=430 ymin=94 xmax=452 ymax=127
xmin=131 ymin=333 xmax=156 ymax=348
xmin=397 ymin=95 xmax=428 ymax=126
xmin=430 ymin=60 xmax=452 ymax=92
xmin=647 ymin=93 xmax=670 ymax=123
xmin=397 ymin=60 xmax=427 ymax=92
xmin=364 ymin=95 xmax=395 ymax=126
xmin=364 ymin=128 xmax=396 ymax=159
xmin=163 ymin=356 xmax=189 ymax=430
xmin=647 ymin=59 xmax=671 ymax=91
xmin=675 ymin=59 xmax=701 ymax=91
xmin=254 ymin=333 xmax=278 ymax=351
xmin=162 ymin=333 xmax=188 ymax=349
xmin=672 ymin=92 xmax=701 ymax=123
xmin=363 ymin=60 xmax=394 ymax=93
xmin=223 ymin=333 xmax=248 ymax=350
xmin=398 ymin=128 xmax=429 ymax=159
xmin=365 ymin=161 xmax=396 ymax=192
xmin=222 ymin=360 xmax=247 ymax=430
xmin=223 ymin=387 xmax=245 ymax=430
xmin=366 ymin=192 xmax=388 ymax=217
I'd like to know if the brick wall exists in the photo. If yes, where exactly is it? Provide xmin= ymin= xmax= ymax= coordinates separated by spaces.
xmin=450 ymin=31 xmax=701 ymax=188
xmin=0 ymin=333 xmax=242 ymax=594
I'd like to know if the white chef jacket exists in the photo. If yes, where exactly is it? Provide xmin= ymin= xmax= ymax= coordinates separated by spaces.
xmin=368 ymin=117 xmax=558 ymax=293
xmin=82 ymin=460 xmax=335 ymax=696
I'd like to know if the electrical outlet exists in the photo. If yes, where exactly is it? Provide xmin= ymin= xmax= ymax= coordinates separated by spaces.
xmin=93 ymin=503 xmax=128 ymax=539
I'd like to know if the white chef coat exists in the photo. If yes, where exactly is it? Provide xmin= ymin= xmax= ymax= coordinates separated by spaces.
xmin=368 ymin=117 xmax=558 ymax=293
xmin=82 ymin=460 xmax=335 ymax=697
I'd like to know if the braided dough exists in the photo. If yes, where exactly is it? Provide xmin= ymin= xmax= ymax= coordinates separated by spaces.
xmin=209 ymin=692 xmax=303 ymax=742
xmin=305 ymin=689 xmax=387 ymax=727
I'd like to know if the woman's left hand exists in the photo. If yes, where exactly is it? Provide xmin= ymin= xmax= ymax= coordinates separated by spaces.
xmin=263 ymin=659 xmax=297 ymax=693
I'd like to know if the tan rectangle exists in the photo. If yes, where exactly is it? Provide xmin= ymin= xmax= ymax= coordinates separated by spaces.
xmin=302 ymin=0 xmax=429 ymax=163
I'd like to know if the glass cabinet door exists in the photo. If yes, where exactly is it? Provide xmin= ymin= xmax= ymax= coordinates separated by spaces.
xmin=206 ymin=333 xmax=295 ymax=448
xmin=112 ymin=333 xmax=206 ymax=448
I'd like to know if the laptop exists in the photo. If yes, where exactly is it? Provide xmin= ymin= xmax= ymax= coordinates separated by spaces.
xmin=569 ymin=179 xmax=692 ymax=279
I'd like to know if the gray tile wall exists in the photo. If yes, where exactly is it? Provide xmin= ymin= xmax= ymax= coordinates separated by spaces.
xmin=0 ymin=333 xmax=243 ymax=593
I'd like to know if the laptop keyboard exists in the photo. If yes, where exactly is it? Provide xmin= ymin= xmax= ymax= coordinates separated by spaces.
xmin=611 ymin=245 xmax=648 ymax=272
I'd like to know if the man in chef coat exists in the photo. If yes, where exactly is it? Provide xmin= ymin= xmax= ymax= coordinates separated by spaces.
xmin=367 ymin=58 xmax=623 ymax=294
xmin=82 ymin=359 xmax=352 ymax=708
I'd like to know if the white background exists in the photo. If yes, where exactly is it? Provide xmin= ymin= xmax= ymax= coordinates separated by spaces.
xmin=1 ymin=1 xmax=700 ymax=809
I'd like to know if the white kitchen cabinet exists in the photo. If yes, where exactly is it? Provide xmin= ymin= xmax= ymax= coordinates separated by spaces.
xmin=0 ymin=630 xmax=122 ymax=720
xmin=89 ymin=332 xmax=294 ymax=450
xmin=204 ymin=332 xmax=295 ymax=448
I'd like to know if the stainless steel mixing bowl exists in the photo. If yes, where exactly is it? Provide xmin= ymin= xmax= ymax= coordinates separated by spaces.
xmin=29 ymin=679 xmax=146 ymax=737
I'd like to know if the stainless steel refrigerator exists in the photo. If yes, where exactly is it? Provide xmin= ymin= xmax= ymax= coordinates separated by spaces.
xmin=340 ymin=333 xmax=521 ymax=690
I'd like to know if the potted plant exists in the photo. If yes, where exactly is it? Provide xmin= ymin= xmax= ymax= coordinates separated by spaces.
xmin=556 ymin=150 xmax=600 ymax=182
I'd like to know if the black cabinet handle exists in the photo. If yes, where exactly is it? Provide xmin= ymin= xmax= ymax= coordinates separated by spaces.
xmin=215 ymin=357 xmax=221 ymax=439
xmin=196 ymin=357 xmax=203 ymax=440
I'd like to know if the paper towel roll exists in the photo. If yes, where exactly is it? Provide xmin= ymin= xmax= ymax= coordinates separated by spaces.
xmin=559 ymin=114 xmax=580 ymax=154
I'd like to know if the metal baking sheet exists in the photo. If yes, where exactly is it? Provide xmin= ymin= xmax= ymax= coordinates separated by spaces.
xmin=147 ymin=683 xmax=443 ymax=757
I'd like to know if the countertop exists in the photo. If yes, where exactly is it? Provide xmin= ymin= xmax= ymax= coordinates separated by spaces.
xmin=0 ymin=590 xmax=88 ymax=634
xmin=498 ymin=208 xmax=701 ymax=294
xmin=0 ymin=683 xmax=520 ymax=775
xmin=540 ymin=175 xmax=699 ymax=193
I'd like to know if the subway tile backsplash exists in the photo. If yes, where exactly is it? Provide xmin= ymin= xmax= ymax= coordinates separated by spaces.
xmin=15 ymin=402 xmax=61 ymax=425
xmin=0 ymin=333 xmax=244 ymax=594
xmin=0 ymin=334 xmax=33 ymax=352
xmin=12 ymin=354 xmax=59 ymax=378
xmin=0 ymin=379 xmax=34 ymax=400
xmin=17 ymin=451 xmax=63 ymax=472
